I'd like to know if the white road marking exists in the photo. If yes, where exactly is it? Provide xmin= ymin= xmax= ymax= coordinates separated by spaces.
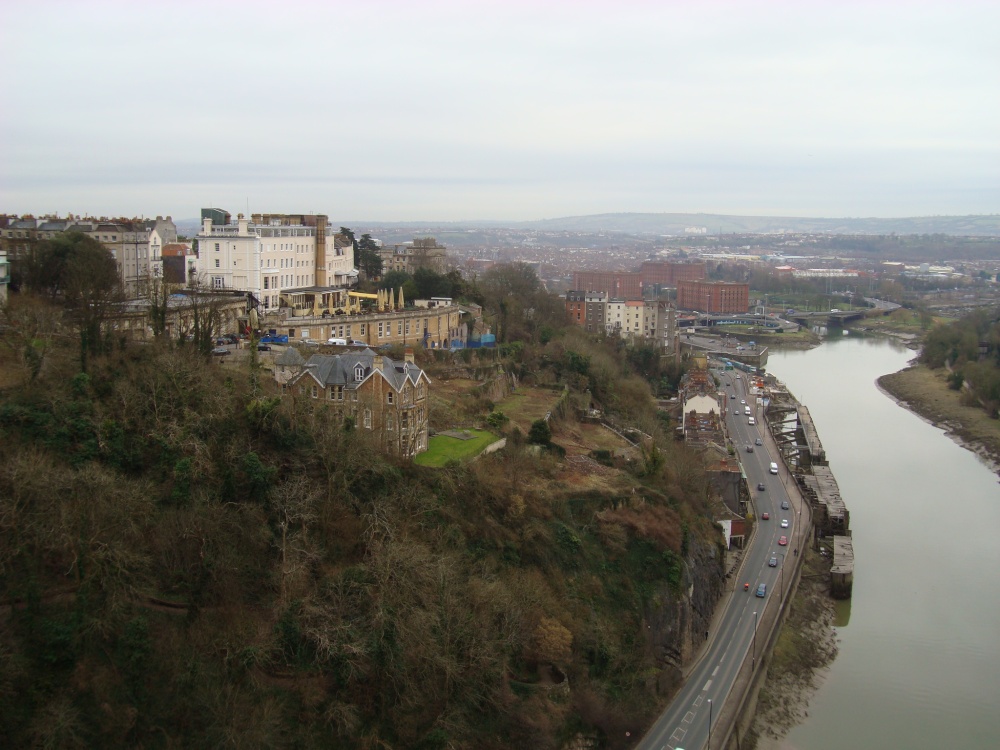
xmin=683 ymin=711 xmax=695 ymax=724
xmin=703 ymin=679 xmax=713 ymax=691
xmin=712 ymin=665 xmax=719 ymax=676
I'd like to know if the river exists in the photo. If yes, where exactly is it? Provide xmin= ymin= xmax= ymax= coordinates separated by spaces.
xmin=766 ymin=334 xmax=1000 ymax=750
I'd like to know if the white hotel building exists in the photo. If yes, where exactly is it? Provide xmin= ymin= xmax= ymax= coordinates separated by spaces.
xmin=194 ymin=209 xmax=356 ymax=312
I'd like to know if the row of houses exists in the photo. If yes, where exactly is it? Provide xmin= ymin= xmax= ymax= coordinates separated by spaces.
xmin=0 ymin=214 xmax=178 ymax=296
xmin=565 ymin=291 xmax=677 ymax=347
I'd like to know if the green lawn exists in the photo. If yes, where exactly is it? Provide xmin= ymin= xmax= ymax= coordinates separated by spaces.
xmin=414 ymin=429 xmax=499 ymax=467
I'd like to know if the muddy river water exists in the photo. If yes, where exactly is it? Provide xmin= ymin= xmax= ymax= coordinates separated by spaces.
xmin=766 ymin=335 xmax=1000 ymax=749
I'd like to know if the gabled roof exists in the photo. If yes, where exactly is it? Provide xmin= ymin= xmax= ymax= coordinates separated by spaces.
xmin=294 ymin=350 xmax=429 ymax=392
xmin=276 ymin=347 xmax=306 ymax=366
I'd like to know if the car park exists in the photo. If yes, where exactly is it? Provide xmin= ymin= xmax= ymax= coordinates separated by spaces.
xmin=778 ymin=535 xmax=788 ymax=546
xmin=211 ymin=347 xmax=231 ymax=356
xmin=768 ymin=556 xmax=777 ymax=567
xmin=757 ymin=482 xmax=766 ymax=491
xmin=761 ymin=512 xmax=769 ymax=520
xmin=781 ymin=500 xmax=789 ymax=510
xmin=780 ymin=519 xmax=789 ymax=528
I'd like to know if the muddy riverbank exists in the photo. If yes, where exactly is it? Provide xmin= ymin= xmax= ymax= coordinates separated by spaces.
xmin=878 ymin=363 xmax=1000 ymax=474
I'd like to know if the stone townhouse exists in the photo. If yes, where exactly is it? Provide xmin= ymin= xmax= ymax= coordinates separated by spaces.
xmin=284 ymin=348 xmax=430 ymax=457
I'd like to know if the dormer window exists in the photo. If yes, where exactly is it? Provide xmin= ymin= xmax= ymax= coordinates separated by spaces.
xmin=354 ymin=364 xmax=365 ymax=382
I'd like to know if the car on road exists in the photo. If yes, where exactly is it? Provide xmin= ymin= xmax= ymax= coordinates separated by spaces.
xmin=756 ymin=583 xmax=767 ymax=597
xmin=761 ymin=512 xmax=769 ymax=520
xmin=768 ymin=556 xmax=777 ymax=567
xmin=755 ymin=437 xmax=763 ymax=445
xmin=780 ymin=519 xmax=789 ymax=528
xmin=746 ymin=444 xmax=754 ymax=453
xmin=778 ymin=535 xmax=788 ymax=546
xmin=748 ymin=417 xmax=756 ymax=425
xmin=781 ymin=500 xmax=789 ymax=510
xmin=736 ymin=374 xmax=741 ymax=379
xmin=211 ymin=347 xmax=231 ymax=356
xmin=757 ymin=482 xmax=766 ymax=491
xmin=740 ymin=399 xmax=746 ymax=404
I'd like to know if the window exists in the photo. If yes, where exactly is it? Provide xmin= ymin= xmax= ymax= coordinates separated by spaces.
xmin=386 ymin=413 xmax=394 ymax=430
xmin=397 ymin=321 xmax=402 ymax=335
xmin=212 ymin=276 xmax=223 ymax=289
xmin=387 ymin=392 xmax=394 ymax=405
xmin=378 ymin=322 xmax=384 ymax=338
xmin=363 ymin=409 xmax=372 ymax=429
xmin=360 ymin=324 xmax=366 ymax=335
xmin=215 ymin=259 xmax=220 ymax=268
xmin=405 ymin=321 xmax=410 ymax=335
xmin=354 ymin=364 xmax=365 ymax=381
xmin=301 ymin=329 xmax=309 ymax=339
xmin=311 ymin=385 xmax=318 ymax=398
xmin=215 ymin=243 xmax=220 ymax=251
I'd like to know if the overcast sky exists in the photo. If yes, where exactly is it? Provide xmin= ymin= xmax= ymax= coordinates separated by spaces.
xmin=2 ymin=0 xmax=997 ymax=222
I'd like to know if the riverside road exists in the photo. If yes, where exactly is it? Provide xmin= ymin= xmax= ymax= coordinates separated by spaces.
xmin=637 ymin=369 xmax=808 ymax=750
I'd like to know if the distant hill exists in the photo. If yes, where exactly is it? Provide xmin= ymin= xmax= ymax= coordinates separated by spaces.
xmin=515 ymin=212 xmax=1000 ymax=236
xmin=177 ymin=213 xmax=1000 ymax=238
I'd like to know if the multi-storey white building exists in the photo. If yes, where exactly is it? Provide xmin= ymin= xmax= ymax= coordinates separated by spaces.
xmin=194 ymin=209 xmax=356 ymax=312
xmin=602 ymin=297 xmax=675 ymax=348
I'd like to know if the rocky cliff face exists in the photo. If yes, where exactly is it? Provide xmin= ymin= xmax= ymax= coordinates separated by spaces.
xmin=643 ymin=532 xmax=725 ymax=695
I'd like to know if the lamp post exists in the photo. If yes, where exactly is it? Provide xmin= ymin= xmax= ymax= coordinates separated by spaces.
xmin=752 ymin=610 xmax=758 ymax=669
xmin=776 ymin=551 xmax=786 ymax=602
xmin=707 ymin=698 xmax=713 ymax=749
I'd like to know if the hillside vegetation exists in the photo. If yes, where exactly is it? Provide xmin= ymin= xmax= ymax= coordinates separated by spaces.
xmin=0 ymin=295 xmax=723 ymax=748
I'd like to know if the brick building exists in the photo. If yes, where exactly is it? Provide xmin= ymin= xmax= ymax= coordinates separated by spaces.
xmin=640 ymin=260 xmax=706 ymax=288
xmin=571 ymin=271 xmax=642 ymax=299
xmin=676 ymin=280 xmax=750 ymax=313
xmin=565 ymin=290 xmax=607 ymax=333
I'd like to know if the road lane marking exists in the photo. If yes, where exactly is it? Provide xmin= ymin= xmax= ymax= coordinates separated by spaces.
xmin=712 ymin=665 xmax=719 ymax=676
xmin=671 ymin=728 xmax=686 ymax=742
xmin=683 ymin=711 xmax=695 ymax=724
xmin=693 ymin=696 xmax=703 ymax=707
xmin=703 ymin=679 xmax=713 ymax=691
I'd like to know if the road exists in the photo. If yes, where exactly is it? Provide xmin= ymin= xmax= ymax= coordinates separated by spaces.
xmin=636 ymin=369 xmax=799 ymax=750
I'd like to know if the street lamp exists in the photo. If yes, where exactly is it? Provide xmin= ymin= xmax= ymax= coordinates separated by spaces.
xmin=752 ymin=610 xmax=758 ymax=669
xmin=707 ymin=698 xmax=713 ymax=749
xmin=776 ymin=551 xmax=786 ymax=602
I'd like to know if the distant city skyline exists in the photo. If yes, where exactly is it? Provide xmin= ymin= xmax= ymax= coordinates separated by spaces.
xmin=2 ymin=1 xmax=997 ymax=221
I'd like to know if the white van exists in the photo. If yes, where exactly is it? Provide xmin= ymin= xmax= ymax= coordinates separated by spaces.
xmin=769 ymin=462 xmax=779 ymax=474
xmin=748 ymin=417 xmax=756 ymax=425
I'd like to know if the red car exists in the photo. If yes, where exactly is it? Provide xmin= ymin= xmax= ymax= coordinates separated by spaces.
xmin=778 ymin=535 xmax=788 ymax=546
xmin=761 ymin=512 xmax=769 ymax=520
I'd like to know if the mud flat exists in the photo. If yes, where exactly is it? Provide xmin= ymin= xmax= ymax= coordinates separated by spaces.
xmin=878 ymin=363 xmax=1000 ymax=475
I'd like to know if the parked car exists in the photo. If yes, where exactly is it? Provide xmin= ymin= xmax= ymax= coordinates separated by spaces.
xmin=778 ymin=535 xmax=788 ymax=546
xmin=768 ymin=556 xmax=778 ymax=567
xmin=781 ymin=500 xmax=790 ymax=510
xmin=211 ymin=347 xmax=231 ymax=356
xmin=221 ymin=333 xmax=239 ymax=344
xmin=257 ymin=344 xmax=272 ymax=351
xmin=303 ymin=339 xmax=320 ymax=347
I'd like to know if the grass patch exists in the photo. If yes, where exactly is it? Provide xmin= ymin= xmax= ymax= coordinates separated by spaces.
xmin=414 ymin=429 xmax=498 ymax=467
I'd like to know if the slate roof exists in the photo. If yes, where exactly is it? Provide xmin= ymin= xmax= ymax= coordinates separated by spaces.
xmin=275 ymin=347 xmax=306 ymax=366
xmin=298 ymin=350 xmax=429 ymax=392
